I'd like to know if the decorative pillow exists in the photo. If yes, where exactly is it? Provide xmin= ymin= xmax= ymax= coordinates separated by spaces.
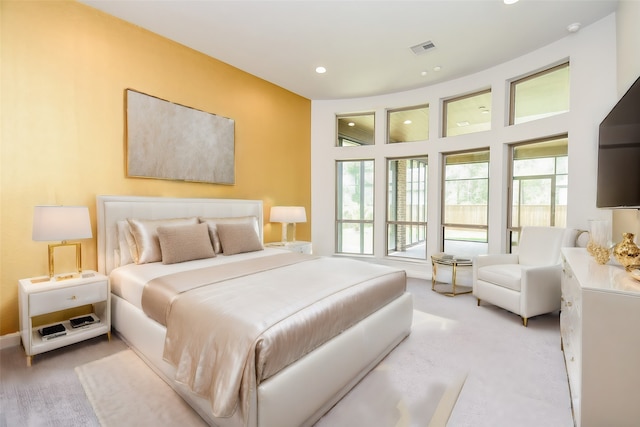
xmin=127 ymin=217 xmax=199 ymax=264
xmin=157 ymin=223 xmax=215 ymax=264
xmin=117 ymin=220 xmax=136 ymax=266
xmin=216 ymin=222 xmax=264 ymax=255
xmin=199 ymin=216 xmax=260 ymax=253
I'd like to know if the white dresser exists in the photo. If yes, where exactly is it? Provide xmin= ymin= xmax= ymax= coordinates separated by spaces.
xmin=561 ymin=248 xmax=640 ymax=427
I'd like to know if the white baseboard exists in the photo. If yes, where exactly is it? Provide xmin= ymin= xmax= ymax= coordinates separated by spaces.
xmin=0 ymin=332 xmax=21 ymax=350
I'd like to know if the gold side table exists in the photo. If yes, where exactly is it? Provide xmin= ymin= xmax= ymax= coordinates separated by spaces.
xmin=431 ymin=254 xmax=473 ymax=297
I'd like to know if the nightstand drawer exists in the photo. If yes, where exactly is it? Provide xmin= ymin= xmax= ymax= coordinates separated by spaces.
xmin=29 ymin=280 xmax=108 ymax=316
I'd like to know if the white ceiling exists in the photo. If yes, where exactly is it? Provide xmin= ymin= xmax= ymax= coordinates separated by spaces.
xmin=80 ymin=0 xmax=618 ymax=100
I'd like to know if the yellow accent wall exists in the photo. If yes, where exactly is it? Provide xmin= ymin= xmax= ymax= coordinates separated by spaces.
xmin=0 ymin=0 xmax=311 ymax=335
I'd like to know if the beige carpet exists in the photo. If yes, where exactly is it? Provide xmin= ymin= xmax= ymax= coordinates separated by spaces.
xmin=75 ymin=311 xmax=465 ymax=427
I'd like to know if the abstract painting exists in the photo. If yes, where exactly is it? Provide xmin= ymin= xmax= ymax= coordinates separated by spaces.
xmin=126 ymin=89 xmax=235 ymax=184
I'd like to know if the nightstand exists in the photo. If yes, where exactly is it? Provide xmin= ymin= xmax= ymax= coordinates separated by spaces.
xmin=18 ymin=271 xmax=111 ymax=366
xmin=265 ymin=241 xmax=312 ymax=254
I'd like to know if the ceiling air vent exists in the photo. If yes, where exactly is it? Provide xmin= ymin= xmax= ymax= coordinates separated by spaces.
xmin=410 ymin=40 xmax=436 ymax=55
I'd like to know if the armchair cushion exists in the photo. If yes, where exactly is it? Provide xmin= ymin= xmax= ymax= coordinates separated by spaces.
xmin=477 ymin=264 xmax=525 ymax=292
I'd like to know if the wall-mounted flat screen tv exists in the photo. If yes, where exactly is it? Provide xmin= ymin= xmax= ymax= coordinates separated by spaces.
xmin=596 ymin=75 xmax=640 ymax=208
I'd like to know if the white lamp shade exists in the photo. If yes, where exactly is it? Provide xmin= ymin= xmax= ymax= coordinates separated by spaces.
xmin=32 ymin=206 xmax=93 ymax=241
xmin=270 ymin=206 xmax=307 ymax=223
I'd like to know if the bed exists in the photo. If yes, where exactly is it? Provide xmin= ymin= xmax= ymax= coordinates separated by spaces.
xmin=96 ymin=195 xmax=413 ymax=427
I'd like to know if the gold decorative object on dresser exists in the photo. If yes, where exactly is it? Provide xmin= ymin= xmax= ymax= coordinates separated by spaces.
xmin=585 ymin=219 xmax=610 ymax=264
xmin=586 ymin=240 xmax=610 ymax=265
xmin=612 ymin=232 xmax=640 ymax=271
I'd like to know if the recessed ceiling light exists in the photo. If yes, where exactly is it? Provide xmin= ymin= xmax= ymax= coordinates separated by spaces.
xmin=348 ymin=122 xmax=355 ymax=127
xmin=504 ymin=0 xmax=519 ymax=4
xmin=433 ymin=66 xmax=442 ymax=72
xmin=567 ymin=22 xmax=581 ymax=33
xmin=421 ymin=70 xmax=428 ymax=76
xmin=404 ymin=120 xmax=412 ymax=125
xmin=315 ymin=66 xmax=327 ymax=74
xmin=456 ymin=121 xmax=470 ymax=127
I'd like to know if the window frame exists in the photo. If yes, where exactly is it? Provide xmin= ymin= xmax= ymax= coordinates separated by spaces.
xmin=335 ymin=159 xmax=375 ymax=255
xmin=442 ymin=88 xmax=492 ymax=137
xmin=386 ymin=155 xmax=428 ymax=259
xmin=336 ymin=112 xmax=375 ymax=147
xmin=508 ymin=62 xmax=570 ymax=126
xmin=386 ymin=104 xmax=429 ymax=144
xmin=507 ymin=135 xmax=568 ymax=251
xmin=441 ymin=149 xmax=490 ymax=257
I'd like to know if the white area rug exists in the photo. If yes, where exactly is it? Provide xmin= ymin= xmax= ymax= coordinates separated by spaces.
xmin=315 ymin=310 xmax=466 ymax=427
xmin=75 ymin=349 xmax=208 ymax=426
xmin=75 ymin=293 xmax=572 ymax=427
xmin=75 ymin=311 xmax=464 ymax=427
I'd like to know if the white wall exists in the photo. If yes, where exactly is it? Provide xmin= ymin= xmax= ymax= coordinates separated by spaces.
xmin=311 ymin=14 xmax=618 ymax=277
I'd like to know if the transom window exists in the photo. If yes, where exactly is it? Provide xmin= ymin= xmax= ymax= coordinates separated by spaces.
xmin=336 ymin=113 xmax=375 ymax=146
xmin=443 ymin=89 xmax=491 ymax=137
xmin=509 ymin=62 xmax=570 ymax=125
xmin=387 ymin=105 xmax=429 ymax=143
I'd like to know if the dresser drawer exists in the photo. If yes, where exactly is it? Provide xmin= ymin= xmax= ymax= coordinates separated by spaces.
xmin=29 ymin=280 xmax=108 ymax=316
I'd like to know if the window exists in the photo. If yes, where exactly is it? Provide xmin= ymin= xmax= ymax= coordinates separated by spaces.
xmin=443 ymin=89 xmax=491 ymax=137
xmin=508 ymin=136 xmax=568 ymax=248
xmin=336 ymin=160 xmax=374 ymax=254
xmin=387 ymin=156 xmax=428 ymax=259
xmin=510 ymin=62 xmax=569 ymax=125
xmin=387 ymin=105 xmax=429 ymax=143
xmin=336 ymin=113 xmax=375 ymax=146
xmin=442 ymin=150 xmax=490 ymax=257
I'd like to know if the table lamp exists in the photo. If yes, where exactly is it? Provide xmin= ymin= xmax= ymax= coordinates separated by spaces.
xmin=32 ymin=205 xmax=92 ymax=280
xmin=270 ymin=206 xmax=307 ymax=243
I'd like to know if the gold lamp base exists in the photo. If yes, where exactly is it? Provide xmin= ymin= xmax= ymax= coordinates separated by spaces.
xmin=47 ymin=241 xmax=83 ymax=281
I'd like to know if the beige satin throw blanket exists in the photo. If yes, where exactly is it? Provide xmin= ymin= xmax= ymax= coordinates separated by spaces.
xmin=141 ymin=253 xmax=406 ymax=424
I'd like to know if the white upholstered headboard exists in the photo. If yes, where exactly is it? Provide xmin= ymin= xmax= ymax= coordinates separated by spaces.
xmin=96 ymin=195 xmax=264 ymax=275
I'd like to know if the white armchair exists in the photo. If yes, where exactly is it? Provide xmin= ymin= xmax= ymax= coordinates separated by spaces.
xmin=472 ymin=226 xmax=569 ymax=326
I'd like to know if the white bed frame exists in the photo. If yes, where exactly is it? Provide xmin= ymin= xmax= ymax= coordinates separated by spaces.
xmin=97 ymin=195 xmax=413 ymax=427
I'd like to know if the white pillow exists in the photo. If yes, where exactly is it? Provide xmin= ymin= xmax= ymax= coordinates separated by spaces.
xmin=116 ymin=220 xmax=135 ymax=266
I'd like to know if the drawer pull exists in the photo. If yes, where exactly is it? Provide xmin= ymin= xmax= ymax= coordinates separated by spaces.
xmin=69 ymin=295 xmax=77 ymax=300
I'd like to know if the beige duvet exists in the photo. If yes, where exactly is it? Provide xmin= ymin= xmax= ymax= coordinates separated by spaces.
xmin=140 ymin=253 xmax=406 ymax=424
